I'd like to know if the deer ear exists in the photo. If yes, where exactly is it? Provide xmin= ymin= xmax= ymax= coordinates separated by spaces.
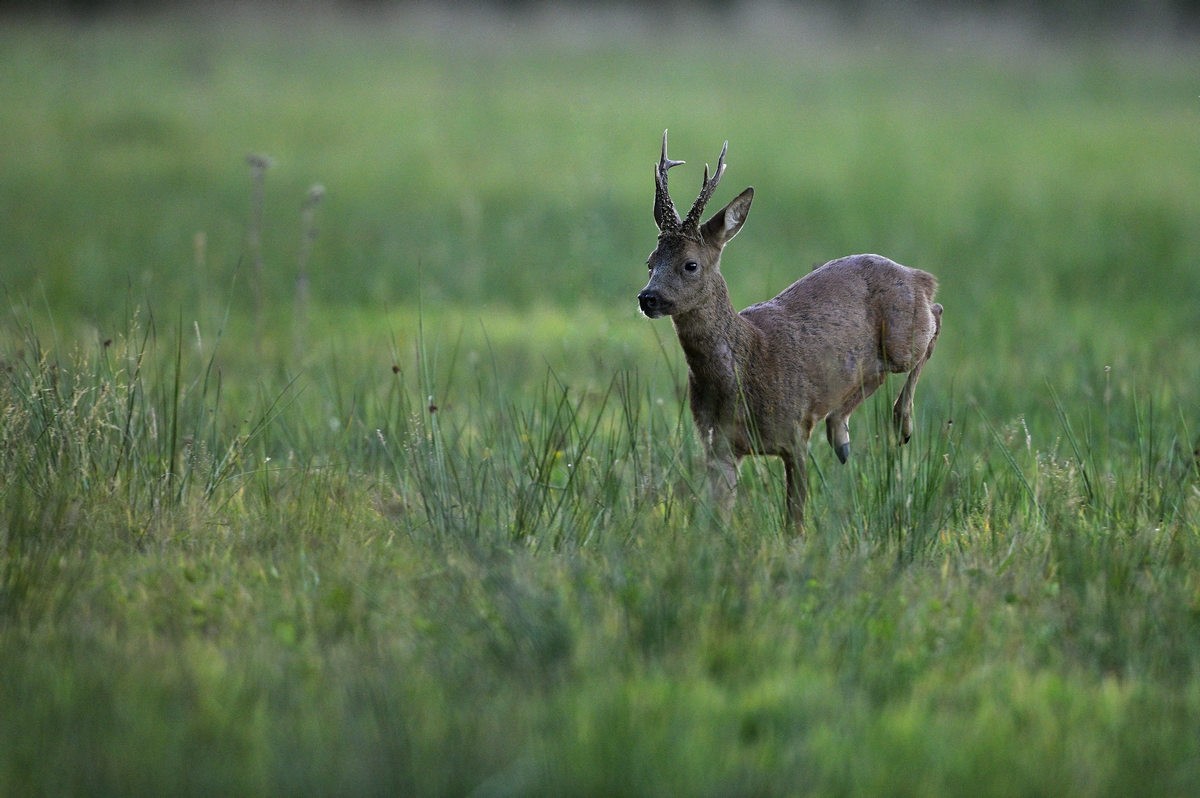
xmin=702 ymin=187 xmax=754 ymax=247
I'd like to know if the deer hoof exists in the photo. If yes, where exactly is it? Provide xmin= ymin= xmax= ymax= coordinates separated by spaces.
xmin=893 ymin=408 xmax=913 ymax=445
xmin=836 ymin=442 xmax=850 ymax=464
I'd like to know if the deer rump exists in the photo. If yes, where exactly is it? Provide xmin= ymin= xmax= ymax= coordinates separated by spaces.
xmin=727 ymin=253 xmax=940 ymax=459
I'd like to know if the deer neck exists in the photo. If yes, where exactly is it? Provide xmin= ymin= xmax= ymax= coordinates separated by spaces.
xmin=671 ymin=278 xmax=754 ymax=388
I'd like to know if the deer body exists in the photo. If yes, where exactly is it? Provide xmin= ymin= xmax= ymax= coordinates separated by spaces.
xmin=639 ymin=133 xmax=942 ymax=532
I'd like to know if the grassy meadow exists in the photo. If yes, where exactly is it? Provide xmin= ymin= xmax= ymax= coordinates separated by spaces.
xmin=2 ymin=6 xmax=1200 ymax=795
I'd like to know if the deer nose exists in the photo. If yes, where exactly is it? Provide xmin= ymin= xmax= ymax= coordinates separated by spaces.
xmin=638 ymin=290 xmax=662 ymax=316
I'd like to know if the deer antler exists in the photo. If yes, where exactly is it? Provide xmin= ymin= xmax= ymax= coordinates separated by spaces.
xmin=683 ymin=140 xmax=728 ymax=231
xmin=653 ymin=129 xmax=685 ymax=231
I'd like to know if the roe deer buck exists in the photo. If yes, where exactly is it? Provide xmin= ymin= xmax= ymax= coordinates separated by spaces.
xmin=638 ymin=131 xmax=942 ymax=533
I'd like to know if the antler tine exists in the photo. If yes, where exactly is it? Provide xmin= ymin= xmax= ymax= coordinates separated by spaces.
xmin=660 ymin=129 xmax=686 ymax=171
xmin=684 ymin=140 xmax=729 ymax=230
xmin=654 ymin=129 xmax=686 ymax=230
xmin=700 ymin=141 xmax=728 ymax=188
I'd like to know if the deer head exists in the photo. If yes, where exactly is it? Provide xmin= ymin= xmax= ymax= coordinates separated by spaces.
xmin=639 ymin=130 xmax=754 ymax=319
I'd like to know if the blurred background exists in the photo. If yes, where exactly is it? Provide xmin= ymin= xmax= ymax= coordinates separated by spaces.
xmin=1 ymin=0 xmax=1197 ymax=404
xmin=8 ymin=0 xmax=1200 ymax=30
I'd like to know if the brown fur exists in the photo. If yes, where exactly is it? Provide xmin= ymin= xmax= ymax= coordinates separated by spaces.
xmin=638 ymin=134 xmax=942 ymax=533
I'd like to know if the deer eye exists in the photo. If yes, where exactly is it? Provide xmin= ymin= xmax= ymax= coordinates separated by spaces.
xmin=683 ymin=260 xmax=700 ymax=273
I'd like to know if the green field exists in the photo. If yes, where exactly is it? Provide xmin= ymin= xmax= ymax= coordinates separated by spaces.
xmin=2 ymin=7 xmax=1200 ymax=795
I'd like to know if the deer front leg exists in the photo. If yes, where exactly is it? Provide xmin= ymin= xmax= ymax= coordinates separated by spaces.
xmin=706 ymin=455 xmax=738 ymax=522
xmin=703 ymin=430 xmax=739 ymax=524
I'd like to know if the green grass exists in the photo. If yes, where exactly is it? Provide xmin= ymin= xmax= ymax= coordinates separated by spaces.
xmin=3 ymin=7 xmax=1200 ymax=796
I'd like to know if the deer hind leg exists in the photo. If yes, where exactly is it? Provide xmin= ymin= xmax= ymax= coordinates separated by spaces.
xmin=893 ymin=303 xmax=943 ymax=444
xmin=825 ymin=372 xmax=888 ymax=464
